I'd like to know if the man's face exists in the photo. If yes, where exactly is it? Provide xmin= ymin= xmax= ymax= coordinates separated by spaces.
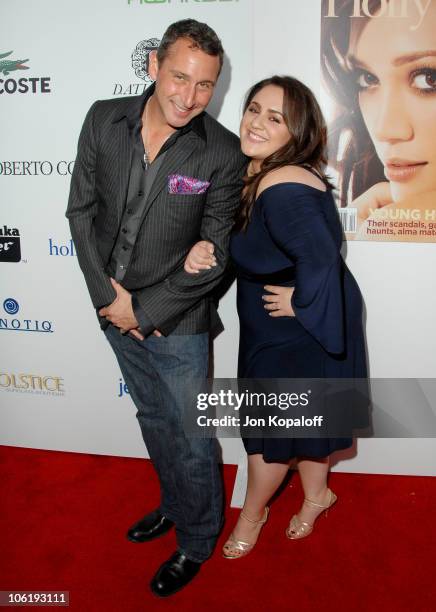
xmin=149 ymin=37 xmax=220 ymax=129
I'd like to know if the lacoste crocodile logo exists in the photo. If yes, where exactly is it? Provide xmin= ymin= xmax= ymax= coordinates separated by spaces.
xmin=0 ymin=51 xmax=29 ymax=76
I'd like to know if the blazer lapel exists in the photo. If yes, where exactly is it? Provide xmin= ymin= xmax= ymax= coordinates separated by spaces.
xmin=116 ymin=122 xmax=134 ymax=221
xmin=142 ymin=132 xmax=201 ymax=219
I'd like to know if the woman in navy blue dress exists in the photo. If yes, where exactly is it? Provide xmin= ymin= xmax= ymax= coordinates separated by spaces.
xmin=185 ymin=76 xmax=367 ymax=558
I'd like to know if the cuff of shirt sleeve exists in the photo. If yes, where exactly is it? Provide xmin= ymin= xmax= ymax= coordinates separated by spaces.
xmin=96 ymin=308 xmax=110 ymax=331
xmin=132 ymin=294 xmax=155 ymax=336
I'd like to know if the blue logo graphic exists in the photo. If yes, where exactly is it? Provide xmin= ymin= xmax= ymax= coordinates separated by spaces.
xmin=118 ymin=378 xmax=130 ymax=398
xmin=48 ymin=238 xmax=76 ymax=257
xmin=3 ymin=298 xmax=19 ymax=315
xmin=0 ymin=297 xmax=53 ymax=333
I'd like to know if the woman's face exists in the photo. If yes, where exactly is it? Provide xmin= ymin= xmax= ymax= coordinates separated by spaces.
xmin=239 ymin=84 xmax=291 ymax=168
xmin=349 ymin=2 xmax=436 ymax=202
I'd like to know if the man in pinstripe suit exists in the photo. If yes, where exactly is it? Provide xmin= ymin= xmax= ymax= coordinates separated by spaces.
xmin=67 ymin=20 xmax=246 ymax=597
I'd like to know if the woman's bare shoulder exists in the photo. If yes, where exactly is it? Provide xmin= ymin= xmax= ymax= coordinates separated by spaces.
xmin=257 ymin=165 xmax=326 ymax=198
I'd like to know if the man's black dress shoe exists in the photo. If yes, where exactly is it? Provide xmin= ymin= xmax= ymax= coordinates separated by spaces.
xmin=127 ymin=510 xmax=174 ymax=543
xmin=150 ymin=551 xmax=201 ymax=598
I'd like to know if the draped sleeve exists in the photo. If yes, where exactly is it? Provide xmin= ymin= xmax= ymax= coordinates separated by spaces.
xmin=262 ymin=184 xmax=344 ymax=354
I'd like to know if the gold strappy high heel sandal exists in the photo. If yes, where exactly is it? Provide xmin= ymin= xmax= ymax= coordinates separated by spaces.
xmin=286 ymin=489 xmax=337 ymax=540
xmin=222 ymin=507 xmax=269 ymax=559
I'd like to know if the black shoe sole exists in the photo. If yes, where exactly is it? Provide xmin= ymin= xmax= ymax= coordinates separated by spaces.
xmin=150 ymin=586 xmax=183 ymax=598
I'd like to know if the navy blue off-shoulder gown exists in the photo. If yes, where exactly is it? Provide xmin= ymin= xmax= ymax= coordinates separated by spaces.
xmin=230 ymin=182 xmax=367 ymax=461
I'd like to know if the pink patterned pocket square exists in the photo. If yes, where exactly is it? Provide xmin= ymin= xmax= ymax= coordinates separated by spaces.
xmin=168 ymin=174 xmax=210 ymax=195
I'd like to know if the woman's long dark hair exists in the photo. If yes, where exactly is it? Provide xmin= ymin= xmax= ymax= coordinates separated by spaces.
xmin=236 ymin=75 xmax=332 ymax=231
xmin=320 ymin=0 xmax=385 ymax=207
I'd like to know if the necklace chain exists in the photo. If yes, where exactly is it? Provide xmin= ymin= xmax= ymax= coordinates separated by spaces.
xmin=142 ymin=102 xmax=151 ymax=169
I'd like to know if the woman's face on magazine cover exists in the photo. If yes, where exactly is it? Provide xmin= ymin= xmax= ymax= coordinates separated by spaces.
xmin=239 ymin=85 xmax=291 ymax=167
xmin=348 ymin=2 xmax=436 ymax=202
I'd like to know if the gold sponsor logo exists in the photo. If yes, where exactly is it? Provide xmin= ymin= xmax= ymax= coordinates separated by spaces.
xmin=0 ymin=373 xmax=65 ymax=395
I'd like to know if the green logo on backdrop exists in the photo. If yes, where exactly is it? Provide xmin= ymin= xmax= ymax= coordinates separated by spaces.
xmin=127 ymin=0 xmax=239 ymax=5
xmin=0 ymin=51 xmax=51 ymax=94
xmin=0 ymin=51 xmax=29 ymax=76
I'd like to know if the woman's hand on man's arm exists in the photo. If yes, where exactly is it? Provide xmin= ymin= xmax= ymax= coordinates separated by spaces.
xmin=184 ymin=240 xmax=216 ymax=274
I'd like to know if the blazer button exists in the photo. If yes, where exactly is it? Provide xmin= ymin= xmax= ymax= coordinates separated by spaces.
xmin=138 ymin=191 xmax=144 ymax=197
xmin=127 ymin=208 xmax=133 ymax=214
xmin=122 ymin=228 xmax=127 ymax=234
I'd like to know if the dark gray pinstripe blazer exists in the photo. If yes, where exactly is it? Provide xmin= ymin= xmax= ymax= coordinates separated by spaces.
xmin=66 ymin=92 xmax=247 ymax=336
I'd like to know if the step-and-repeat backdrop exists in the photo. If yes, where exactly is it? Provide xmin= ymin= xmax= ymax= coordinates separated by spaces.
xmin=1 ymin=0 xmax=435 ymax=477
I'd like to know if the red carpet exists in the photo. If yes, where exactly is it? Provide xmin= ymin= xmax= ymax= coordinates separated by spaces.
xmin=1 ymin=445 xmax=434 ymax=611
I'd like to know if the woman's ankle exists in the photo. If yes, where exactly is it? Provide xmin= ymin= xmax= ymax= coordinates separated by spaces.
xmin=240 ymin=506 xmax=267 ymax=522
xmin=304 ymin=486 xmax=330 ymax=505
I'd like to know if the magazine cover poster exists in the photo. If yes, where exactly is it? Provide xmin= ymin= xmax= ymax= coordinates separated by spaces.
xmin=321 ymin=0 xmax=436 ymax=242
